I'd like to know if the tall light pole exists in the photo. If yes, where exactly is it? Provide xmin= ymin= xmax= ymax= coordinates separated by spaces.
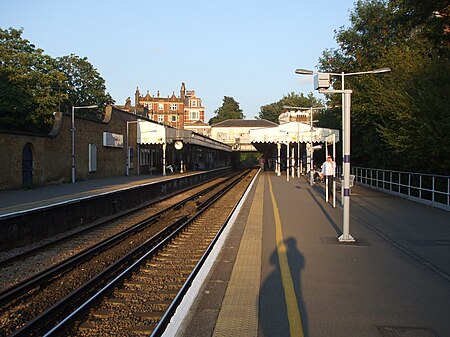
xmin=295 ymin=67 xmax=390 ymax=242
xmin=72 ymin=104 xmax=98 ymax=183
xmin=296 ymin=67 xmax=391 ymax=198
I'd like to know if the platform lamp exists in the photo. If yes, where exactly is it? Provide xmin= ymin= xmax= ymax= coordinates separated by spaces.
xmin=295 ymin=67 xmax=390 ymax=242
xmin=72 ymin=105 xmax=98 ymax=183
xmin=295 ymin=67 xmax=391 ymax=203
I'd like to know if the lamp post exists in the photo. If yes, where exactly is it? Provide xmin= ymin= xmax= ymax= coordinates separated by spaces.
xmin=72 ymin=104 xmax=98 ymax=183
xmin=295 ymin=67 xmax=390 ymax=242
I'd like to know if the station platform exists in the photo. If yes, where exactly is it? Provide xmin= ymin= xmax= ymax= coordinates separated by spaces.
xmin=169 ymin=171 xmax=450 ymax=337
xmin=1 ymin=170 xmax=449 ymax=336
xmin=0 ymin=172 xmax=188 ymax=218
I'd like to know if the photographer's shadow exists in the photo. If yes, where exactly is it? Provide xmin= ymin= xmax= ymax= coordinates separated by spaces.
xmin=260 ymin=237 xmax=309 ymax=337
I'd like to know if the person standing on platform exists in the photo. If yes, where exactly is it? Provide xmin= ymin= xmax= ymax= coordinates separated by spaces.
xmin=321 ymin=155 xmax=335 ymax=202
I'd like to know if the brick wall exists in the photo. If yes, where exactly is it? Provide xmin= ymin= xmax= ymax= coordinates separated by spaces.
xmin=0 ymin=106 xmax=139 ymax=190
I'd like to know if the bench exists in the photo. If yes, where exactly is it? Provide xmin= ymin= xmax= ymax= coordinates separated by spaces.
xmin=340 ymin=174 xmax=356 ymax=187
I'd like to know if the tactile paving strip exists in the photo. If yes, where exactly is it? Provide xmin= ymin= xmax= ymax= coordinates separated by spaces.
xmin=377 ymin=326 xmax=438 ymax=337
xmin=212 ymin=175 xmax=264 ymax=337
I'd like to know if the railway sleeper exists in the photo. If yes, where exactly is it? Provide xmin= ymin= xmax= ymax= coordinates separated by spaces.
xmin=132 ymin=273 xmax=188 ymax=283
xmin=92 ymin=309 xmax=112 ymax=318
xmin=124 ymin=279 xmax=182 ymax=289
xmin=131 ymin=274 xmax=184 ymax=283
xmin=165 ymin=243 xmax=210 ymax=251
xmin=149 ymin=256 xmax=199 ymax=264
xmin=140 ymin=266 xmax=192 ymax=274
xmin=116 ymin=286 xmax=178 ymax=295
xmin=135 ymin=311 xmax=164 ymax=320
xmin=163 ymin=247 xmax=206 ymax=253
xmin=157 ymin=251 xmax=204 ymax=258
xmin=105 ymin=297 xmax=127 ymax=305
xmin=146 ymin=261 xmax=197 ymax=269
xmin=127 ymin=324 xmax=155 ymax=335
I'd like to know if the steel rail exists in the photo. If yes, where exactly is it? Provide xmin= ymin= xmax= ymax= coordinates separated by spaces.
xmin=40 ymin=169 xmax=253 ymax=337
xmin=0 ymin=171 xmax=240 ymax=306
xmin=8 ymin=170 xmax=250 ymax=336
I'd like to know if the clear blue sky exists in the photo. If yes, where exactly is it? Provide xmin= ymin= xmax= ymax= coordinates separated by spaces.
xmin=1 ymin=0 xmax=356 ymax=120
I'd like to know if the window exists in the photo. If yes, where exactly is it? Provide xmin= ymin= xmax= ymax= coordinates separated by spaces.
xmin=189 ymin=111 xmax=199 ymax=120
xmin=191 ymin=100 xmax=197 ymax=107
xmin=158 ymin=115 xmax=164 ymax=123
xmin=88 ymin=144 xmax=97 ymax=172
xmin=158 ymin=103 xmax=164 ymax=110
xmin=170 ymin=103 xmax=178 ymax=111
xmin=140 ymin=149 xmax=150 ymax=165
xmin=171 ymin=115 xmax=177 ymax=122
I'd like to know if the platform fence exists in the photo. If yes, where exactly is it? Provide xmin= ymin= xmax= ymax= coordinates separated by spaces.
xmin=352 ymin=167 xmax=450 ymax=211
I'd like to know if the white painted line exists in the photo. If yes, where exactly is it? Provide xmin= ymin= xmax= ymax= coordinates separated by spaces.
xmin=162 ymin=170 xmax=260 ymax=337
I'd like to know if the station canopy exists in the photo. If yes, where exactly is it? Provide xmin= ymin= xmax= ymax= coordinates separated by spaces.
xmin=137 ymin=120 xmax=231 ymax=151
xmin=249 ymin=121 xmax=339 ymax=144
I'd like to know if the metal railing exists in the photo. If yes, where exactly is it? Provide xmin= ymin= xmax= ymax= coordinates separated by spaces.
xmin=352 ymin=167 xmax=450 ymax=211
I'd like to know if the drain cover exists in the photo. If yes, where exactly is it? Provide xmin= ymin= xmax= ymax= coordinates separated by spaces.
xmin=319 ymin=236 xmax=371 ymax=246
xmin=377 ymin=326 xmax=438 ymax=337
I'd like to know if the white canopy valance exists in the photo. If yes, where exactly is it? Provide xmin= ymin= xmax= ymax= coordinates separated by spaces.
xmin=137 ymin=121 xmax=231 ymax=151
xmin=249 ymin=122 xmax=339 ymax=144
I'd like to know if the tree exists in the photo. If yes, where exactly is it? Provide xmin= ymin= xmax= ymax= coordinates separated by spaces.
xmin=258 ymin=92 xmax=324 ymax=123
xmin=0 ymin=28 xmax=114 ymax=133
xmin=0 ymin=28 xmax=66 ymax=132
xmin=209 ymin=96 xmax=244 ymax=125
xmin=317 ymin=0 xmax=450 ymax=174
xmin=56 ymin=54 xmax=114 ymax=120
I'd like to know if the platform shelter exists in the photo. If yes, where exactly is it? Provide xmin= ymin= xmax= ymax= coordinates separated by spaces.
xmin=249 ymin=115 xmax=339 ymax=179
xmin=137 ymin=121 xmax=232 ymax=175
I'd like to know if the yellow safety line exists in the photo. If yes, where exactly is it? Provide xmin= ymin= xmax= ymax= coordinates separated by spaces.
xmin=268 ymin=175 xmax=304 ymax=337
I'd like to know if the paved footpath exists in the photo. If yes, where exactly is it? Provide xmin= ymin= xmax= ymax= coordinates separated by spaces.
xmin=0 ymin=174 xmax=173 ymax=217
xmin=176 ymin=171 xmax=450 ymax=337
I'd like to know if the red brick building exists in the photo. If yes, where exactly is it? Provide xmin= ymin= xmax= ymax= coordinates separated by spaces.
xmin=121 ymin=83 xmax=207 ymax=131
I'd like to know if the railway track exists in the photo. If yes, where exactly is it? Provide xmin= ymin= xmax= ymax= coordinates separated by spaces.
xmin=0 ymin=168 xmax=257 ymax=336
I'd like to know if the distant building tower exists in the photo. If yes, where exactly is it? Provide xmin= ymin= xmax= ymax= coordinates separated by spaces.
xmin=117 ymin=82 xmax=208 ymax=133
xmin=134 ymin=84 xmax=185 ymax=129
xmin=183 ymin=88 xmax=210 ymax=136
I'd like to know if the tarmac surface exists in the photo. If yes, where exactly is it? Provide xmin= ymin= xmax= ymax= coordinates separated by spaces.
xmin=0 ymin=173 xmax=181 ymax=217
xmin=174 ymin=171 xmax=450 ymax=337
xmin=1 ymin=170 xmax=449 ymax=336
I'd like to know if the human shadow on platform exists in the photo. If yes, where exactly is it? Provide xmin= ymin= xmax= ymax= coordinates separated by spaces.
xmin=259 ymin=237 xmax=309 ymax=337
xmin=307 ymin=188 xmax=342 ymax=236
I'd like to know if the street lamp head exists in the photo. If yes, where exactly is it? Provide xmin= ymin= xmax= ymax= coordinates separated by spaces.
xmin=373 ymin=67 xmax=391 ymax=74
xmin=295 ymin=68 xmax=314 ymax=75
xmin=283 ymin=105 xmax=310 ymax=110
xmin=73 ymin=104 xmax=98 ymax=109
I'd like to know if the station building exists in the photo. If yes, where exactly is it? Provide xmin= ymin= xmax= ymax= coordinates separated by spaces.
xmin=0 ymin=105 xmax=231 ymax=190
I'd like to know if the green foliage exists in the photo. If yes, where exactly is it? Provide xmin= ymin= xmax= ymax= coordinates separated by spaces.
xmin=56 ymin=54 xmax=114 ymax=120
xmin=209 ymin=96 xmax=244 ymax=124
xmin=258 ymin=92 xmax=324 ymax=123
xmin=239 ymin=152 xmax=260 ymax=168
xmin=0 ymin=28 xmax=66 ymax=132
xmin=317 ymin=0 xmax=450 ymax=174
xmin=0 ymin=27 xmax=114 ymax=133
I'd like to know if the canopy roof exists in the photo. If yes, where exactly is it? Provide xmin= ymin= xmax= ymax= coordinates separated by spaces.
xmin=137 ymin=121 xmax=231 ymax=151
xmin=249 ymin=121 xmax=339 ymax=144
